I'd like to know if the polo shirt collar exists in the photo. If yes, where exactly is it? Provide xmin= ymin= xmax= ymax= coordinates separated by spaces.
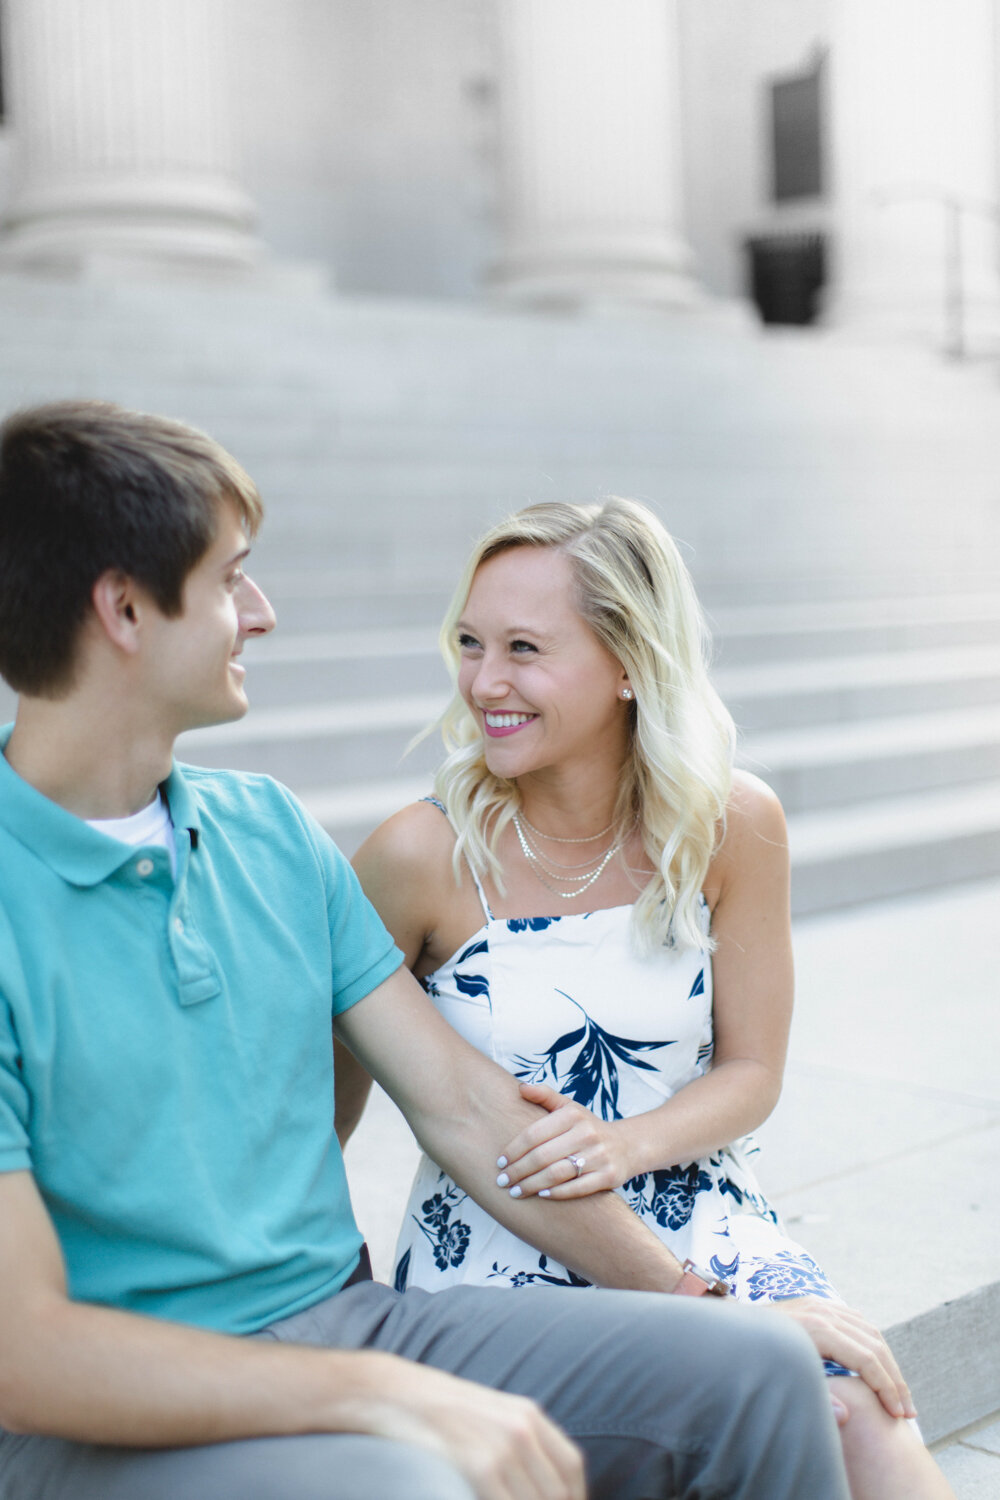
xmin=0 ymin=724 xmax=201 ymax=887
xmin=161 ymin=759 xmax=201 ymax=843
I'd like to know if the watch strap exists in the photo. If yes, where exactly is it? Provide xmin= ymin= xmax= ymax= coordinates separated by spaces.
xmin=672 ymin=1258 xmax=730 ymax=1298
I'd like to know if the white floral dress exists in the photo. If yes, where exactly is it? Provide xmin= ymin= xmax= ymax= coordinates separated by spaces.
xmin=393 ymin=807 xmax=847 ymax=1374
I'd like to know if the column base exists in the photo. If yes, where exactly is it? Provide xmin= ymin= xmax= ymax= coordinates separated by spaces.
xmin=0 ymin=173 xmax=262 ymax=276
xmin=490 ymin=231 xmax=703 ymax=310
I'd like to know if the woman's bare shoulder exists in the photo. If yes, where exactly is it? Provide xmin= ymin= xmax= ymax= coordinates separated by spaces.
xmin=725 ymin=769 xmax=788 ymax=844
xmin=353 ymin=799 xmax=456 ymax=889
xmin=705 ymin=771 xmax=788 ymax=905
xmin=352 ymin=800 xmax=464 ymax=966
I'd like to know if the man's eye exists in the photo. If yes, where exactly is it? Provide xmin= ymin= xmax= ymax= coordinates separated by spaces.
xmin=227 ymin=570 xmax=244 ymax=590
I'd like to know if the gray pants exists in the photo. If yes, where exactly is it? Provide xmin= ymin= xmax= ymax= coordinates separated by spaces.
xmin=0 ymin=1281 xmax=850 ymax=1500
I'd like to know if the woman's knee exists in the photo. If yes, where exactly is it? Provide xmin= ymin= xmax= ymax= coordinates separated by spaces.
xmin=831 ymin=1376 xmax=923 ymax=1462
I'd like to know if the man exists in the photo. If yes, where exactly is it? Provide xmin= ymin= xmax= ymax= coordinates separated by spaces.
xmin=0 ymin=402 xmax=875 ymax=1499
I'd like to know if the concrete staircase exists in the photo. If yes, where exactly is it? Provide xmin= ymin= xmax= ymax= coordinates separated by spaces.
xmin=1 ymin=271 xmax=999 ymax=910
xmin=1 ymin=273 xmax=998 ymax=1470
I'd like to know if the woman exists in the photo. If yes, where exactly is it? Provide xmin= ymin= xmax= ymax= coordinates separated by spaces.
xmin=349 ymin=498 xmax=955 ymax=1500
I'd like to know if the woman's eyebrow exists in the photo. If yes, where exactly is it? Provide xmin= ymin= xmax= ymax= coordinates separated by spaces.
xmin=456 ymin=618 xmax=546 ymax=635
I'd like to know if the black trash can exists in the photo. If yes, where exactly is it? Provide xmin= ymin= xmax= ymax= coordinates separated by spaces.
xmin=744 ymin=232 xmax=826 ymax=326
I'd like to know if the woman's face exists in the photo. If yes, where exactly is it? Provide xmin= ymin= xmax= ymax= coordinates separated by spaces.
xmin=455 ymin=545 xmax=631 ymax=783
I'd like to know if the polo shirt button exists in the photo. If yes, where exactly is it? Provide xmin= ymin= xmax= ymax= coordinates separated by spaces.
xmin=136 ymin=858 xmax=154 ymax=877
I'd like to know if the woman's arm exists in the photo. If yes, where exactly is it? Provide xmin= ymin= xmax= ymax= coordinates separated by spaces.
xmin=495 ymin=772 xmax=794 ymax=1198
xmin=352 ymin=801 xmax=459 ymax=972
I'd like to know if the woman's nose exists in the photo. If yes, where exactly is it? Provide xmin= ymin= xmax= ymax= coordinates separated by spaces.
xmin=470 ymin=650 xmax=509 ymax=704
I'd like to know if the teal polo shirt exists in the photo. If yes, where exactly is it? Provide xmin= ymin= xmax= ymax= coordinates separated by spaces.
xmin=0 ymin=728 xmax=403 ymax=1334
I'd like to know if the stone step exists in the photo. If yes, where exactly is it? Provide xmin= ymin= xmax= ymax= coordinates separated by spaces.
xmin=889 ymin=1282 xmax=1000 ymax=1448
xmin=3 ymin=276 xmax=1000 ymax=601
xmin=177 ymin=695 xmax=447 ymax=788
xmin=747 ymin=704 xmax=1000 ymax=813
xmin=711 ymin=594 xmax=1000 ymax=666
xmin=718 ymin=643 xmax=1000 ymax=731
xmin=245 ymin=628 xmax=447 ymax=707
xmin=787 ymin=778 xmax=1000 ymax=913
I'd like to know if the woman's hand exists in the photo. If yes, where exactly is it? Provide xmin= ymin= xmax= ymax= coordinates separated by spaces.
xmin=495 ymin=1082 xmax=640 ymax=1199
xmin=767 ymin=1297 xmax=916 ymax=1420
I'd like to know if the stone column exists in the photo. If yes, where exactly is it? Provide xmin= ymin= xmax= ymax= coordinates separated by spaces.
xmin=491 ymin=0 xmax=699 ymax=306
xmin=0 ymin=0 xmax=259 ymax=273
xmin=827 ymin=0 xmax=1000 ymax=350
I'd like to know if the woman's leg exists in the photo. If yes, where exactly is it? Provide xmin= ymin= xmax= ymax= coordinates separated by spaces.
xmin=830 ymin=1377 xmax=957 ymax=1500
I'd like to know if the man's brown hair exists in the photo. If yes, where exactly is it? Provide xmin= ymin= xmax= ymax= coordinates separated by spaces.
xmin=0 ymin=400 xmax=264 ymax=696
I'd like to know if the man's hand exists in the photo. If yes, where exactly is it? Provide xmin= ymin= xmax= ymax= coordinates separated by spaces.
xmin=364 ymin=1360 xmax=586 ymax=1500
xmin=767 ymin=1297 xmax=916 ymax=1419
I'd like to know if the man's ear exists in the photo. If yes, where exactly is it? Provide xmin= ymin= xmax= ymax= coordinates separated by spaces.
xmin=90 ymin=571 xmax=143 ymax=654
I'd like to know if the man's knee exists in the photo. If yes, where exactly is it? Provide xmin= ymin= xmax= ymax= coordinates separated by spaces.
xmin=613 ymin=1294 xmax=833 ymax=1433
xmin=3 ymin=1432 xmax=477 ymax=1500
xmin=277 ymin=1436 xmax=477 ymax=1500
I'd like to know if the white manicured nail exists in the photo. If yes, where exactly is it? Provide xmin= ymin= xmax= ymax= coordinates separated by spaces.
xmin=496 ymin=1155 xmax=508 ymax=1169
xmin=496 ymin=1172 xmax=509 ymax=1187
xmin=509 ymin=1185 xmax=522 ymax=1198
xmin=539 ymin=1189 xmax=551 ymax=1199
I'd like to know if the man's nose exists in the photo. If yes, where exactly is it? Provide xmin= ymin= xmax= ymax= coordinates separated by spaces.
xmin=239 ymin=576 xmax=277 ymax=637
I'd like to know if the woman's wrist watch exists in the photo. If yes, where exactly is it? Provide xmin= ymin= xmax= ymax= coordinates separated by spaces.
xmin=672 ymin=1258 xmax=731 ymax=1297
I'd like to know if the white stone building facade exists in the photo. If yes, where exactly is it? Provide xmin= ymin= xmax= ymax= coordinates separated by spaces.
xmin=0 ymin=0 xmax=998 ymax=342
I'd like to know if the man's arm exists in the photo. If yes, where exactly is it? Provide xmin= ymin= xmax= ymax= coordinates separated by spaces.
xmin=335 ymin=970 xmax=917 ymax=1419
xmin=335 ymin=966 xmax=686 ymax=1292
xmin=333 ymin=1035 xmax=374 ymax=1148
xmin=0 ymin=1171 xmax=584 ymax=1498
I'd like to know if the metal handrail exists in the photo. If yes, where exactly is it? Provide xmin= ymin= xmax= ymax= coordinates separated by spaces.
xmin=873 ymin=186 xmax=1000 ymax=359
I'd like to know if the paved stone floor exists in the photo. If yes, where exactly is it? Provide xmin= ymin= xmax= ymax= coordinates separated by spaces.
xmin=933 ymin=1414 xmax=1000 ymax=1496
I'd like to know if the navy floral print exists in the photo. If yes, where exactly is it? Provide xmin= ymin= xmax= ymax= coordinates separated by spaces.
xmin=745 ymin=1248 xmax=836 ymax=1302
xmin=514 ymin=990 xmax=675 ymax=1121
xmin=488 ymin=1254 xmax=592 ymax=1290
xmin=410 ymin=1180 xmax=472 ymax=1273
xmin=624 ymin=1162 xmax=716 ymax=1231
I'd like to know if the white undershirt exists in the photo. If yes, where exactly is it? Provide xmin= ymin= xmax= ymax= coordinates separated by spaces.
xmin=87 ymin=790 xmax=177 ymax=876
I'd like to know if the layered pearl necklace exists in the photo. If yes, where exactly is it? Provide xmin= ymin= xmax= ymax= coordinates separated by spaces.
xmin=511 ymin=812 xmax=632 ymax=899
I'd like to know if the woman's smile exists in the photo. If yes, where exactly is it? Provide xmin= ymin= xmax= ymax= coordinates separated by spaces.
xmin=483 ymin=711 xmax=538 ymax=737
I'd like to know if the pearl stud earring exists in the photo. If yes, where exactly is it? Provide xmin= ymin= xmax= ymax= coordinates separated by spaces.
xmin=621 ymin=688 xmax=634 ymax=701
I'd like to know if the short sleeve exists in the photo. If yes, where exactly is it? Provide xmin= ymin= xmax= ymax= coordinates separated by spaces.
xmin=279 ymin=789 xmax=404 ymax=1014
xmin=0 ymin=994 xmax=32 ymax=1173
xmin=325 ymin=846 xmax=405 ymax=1012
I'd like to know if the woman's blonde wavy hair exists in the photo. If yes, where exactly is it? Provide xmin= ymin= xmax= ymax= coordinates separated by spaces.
xmin=433 ymin=497 xmax=735 ymax=952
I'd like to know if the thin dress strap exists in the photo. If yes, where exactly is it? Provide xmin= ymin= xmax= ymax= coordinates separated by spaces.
xmin=420 ymin=796 xmax=494 ymax=921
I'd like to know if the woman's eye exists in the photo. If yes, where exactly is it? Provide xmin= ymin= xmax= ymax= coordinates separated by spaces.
xmin=457 ymin=632 xmax=481 ymax=652
xmin=510 ymin=639 xmax=536 ymax=654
